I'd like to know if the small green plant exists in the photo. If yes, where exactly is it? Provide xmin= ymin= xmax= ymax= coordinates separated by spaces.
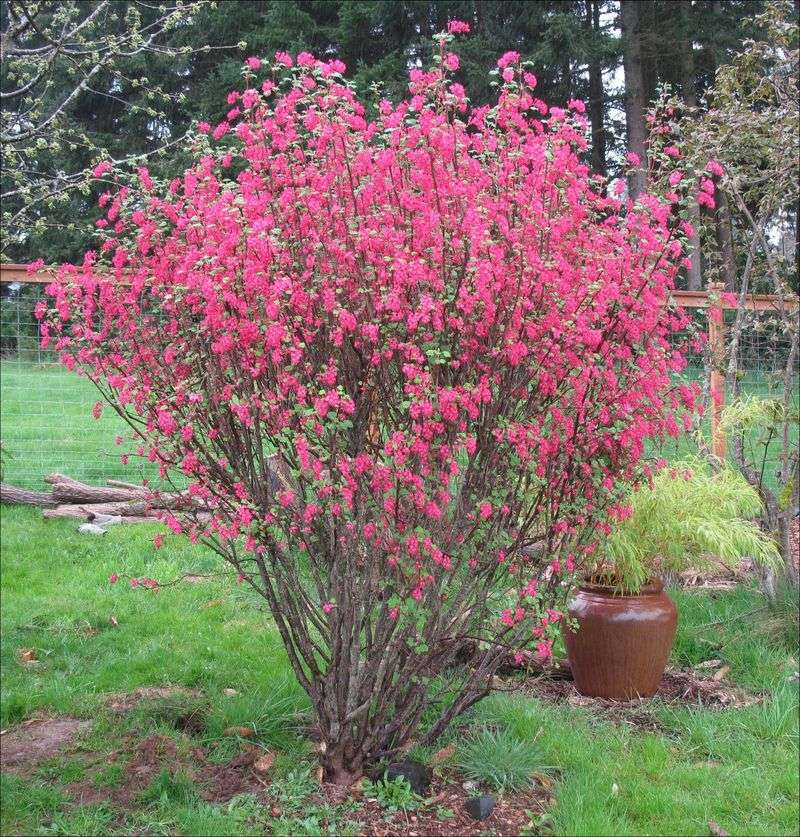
xmin=92 ymin=761 xmax=126 ymax=789
xmin=761 ymin=582 xmax=800 ymax=651
xmin=363 ymin=775 xmax=420 ymax=812
xmin=598 ymin=458 xmax=780 ymax=591
xmin=39 ymin=804 xmax=116 ymax=836
xmin=137 ymin=767 xmax=199 ymax=807
xmin=456 ymin=726 xmax=546 ymax=792
xmin=269 ymin=767 xmax=318 ymax=813
xmin=35 ymin=757 xmax=86 ymax=784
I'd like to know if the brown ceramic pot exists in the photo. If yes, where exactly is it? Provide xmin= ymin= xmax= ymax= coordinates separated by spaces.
xmin=562 ymin=578 xmax=677 ymax=700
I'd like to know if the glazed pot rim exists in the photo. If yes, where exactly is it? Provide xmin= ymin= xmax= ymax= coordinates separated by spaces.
xmin=578 ymin=576 xmax=665 ymax=597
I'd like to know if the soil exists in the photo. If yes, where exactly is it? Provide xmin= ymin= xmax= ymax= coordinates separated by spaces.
xmin=0 ymin=717 xmax=91 ymax=769
xmin=104 ymin=686 xmax=202 ymax=712
xmin=504 ymin=661 xmax=762 ymax=734
xmin=197 ymin=744 xmax=268 ymax=803
xmin=320 ymin=779 xmax=551 ymax=837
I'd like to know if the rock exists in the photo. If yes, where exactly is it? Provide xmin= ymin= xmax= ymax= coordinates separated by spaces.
xmin=465 ymin=794 xmax=496 ymax=821
xmin=433 ymin=744 xmax=455 ymax=763
xmin=223 ymin=688 xmax=239 ymax=697
xmin=223 ymin=725 xmax=253 ymax=737
xmin=385 ymin=760 xmax=432 ymax=795
xmin=254 ymin=751 xmax=276 ymax=773
xmin=78 ymin=523 xmax=107 ymax=535
xmin=91 ymin=514 xmax=123 ymax=526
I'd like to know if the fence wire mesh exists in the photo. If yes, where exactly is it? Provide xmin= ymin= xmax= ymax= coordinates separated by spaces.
xmin=1 ymin=278 xmax=798 ymax=490
xmin=0 ymin=281 xmax=164 ymax=489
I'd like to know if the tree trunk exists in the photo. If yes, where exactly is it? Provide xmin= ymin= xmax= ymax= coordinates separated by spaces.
xmin=714 ymin=190 xmax=737 ymax=292
xmin=586 ymin=0 xmax=607 ymax=178
xmin=42 ymin=501 xmax=151 ymax=519
xmin=0 ymin=483 xmax=56 ymax=506
xmin=679 ymin=1 xmax=703 ymax=291
xmin=620 ymin=0 xmax=648 ymax=198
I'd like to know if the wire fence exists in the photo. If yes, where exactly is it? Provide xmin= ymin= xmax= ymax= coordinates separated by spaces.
xmin=1 ymin=272 xmax=798 ymax=490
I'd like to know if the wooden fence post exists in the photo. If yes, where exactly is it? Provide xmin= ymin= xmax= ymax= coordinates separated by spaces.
xmin=707 ymin=281 xmax=726 ymax=460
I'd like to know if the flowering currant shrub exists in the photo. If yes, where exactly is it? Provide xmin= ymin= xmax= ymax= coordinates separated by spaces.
xmin=40 ymin=25 xmax=697 ymax=783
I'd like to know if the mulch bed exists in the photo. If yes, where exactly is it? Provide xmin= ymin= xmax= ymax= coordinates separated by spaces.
xmin=320 ymin=779 xmax=551 ymax=837
xmin=495 ymin=660 xmax=763 ymax=734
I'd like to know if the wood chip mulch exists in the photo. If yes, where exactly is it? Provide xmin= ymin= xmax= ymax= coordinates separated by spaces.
xmin=318 ymin=779 xmax=552 ymax=837
xmin=500 ymin=662 xmax=762 ymax=735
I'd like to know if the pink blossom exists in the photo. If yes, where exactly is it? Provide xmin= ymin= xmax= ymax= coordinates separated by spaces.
xmin=443 ymin=52 xmax=459 ymax=71
xmin=109 ymin=573 xmax=119 ymax=584
xmin=157 ymin=410 xmax=177 ymax=434
xmin=246 ymin=56 xmax=262 ymax=71
xmin=92 ymin=161 xmax=112 ymax=178
xmin=92 ymin=401 xmax=103 ymax=419
xmin=625 ymin=152 xmax=641 ymax=166
xmin=447 ymin=20 xmax=470 ymax=34
xmin=707 ymin=160 xmax=725 ymax=177
xmin=338 ymin=309 xmax=357 ymax=332
xmin=43 ymin=40 xmax=698 ymax=728
xmin=497 ymin=51 xmax=520 ymax=69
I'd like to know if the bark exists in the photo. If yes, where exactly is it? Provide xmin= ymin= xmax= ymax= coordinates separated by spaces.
xmin=44 ymin=472 xmax=199 ymax=508
xmin=45 ymin=472 xmax=150 ymax=501
xmin=42 ymin=501 xmax=151 ymax=519
xmin=586 ymin=0 xmax=607 ymax=177
xmin=620 ymin=0 xmax=648 ymax=197
xmin=714 ymin=190 xmax=736 ymax=292
xmin=0 ymin=483 xmax=56 ymax=506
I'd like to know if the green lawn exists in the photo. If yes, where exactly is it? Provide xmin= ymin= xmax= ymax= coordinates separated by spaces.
xmin=1 ymin=506 xmax=798 ymax=836
xmin=0 ymin=362 xmax=163 ymax=489
xmin=2 ymin=361 xmax=796 ymax=492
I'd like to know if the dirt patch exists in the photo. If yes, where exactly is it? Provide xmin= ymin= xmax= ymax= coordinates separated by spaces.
xmin=678 ymin=558 xmax=756 ymax=590
xmin=104 ymin=686 xmax=202 ymax=712
xmin=0 ymin=717 xmax=91 ymax=769
xmin=198 ymin=745 xmax=268 ymax=803
xmin=60 ymin=733 xmax=268 ymax=810
xmin=64 ymin=734 xmax=184 ymax=808
xmin=319 ymin=777 xmax=551 ymax=837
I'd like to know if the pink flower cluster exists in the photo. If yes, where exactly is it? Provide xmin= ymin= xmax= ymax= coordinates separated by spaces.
xmin=42 ymin=45 xmax=696 ymax=655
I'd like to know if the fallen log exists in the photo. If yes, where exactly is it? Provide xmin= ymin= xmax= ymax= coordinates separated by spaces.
xmin=44 ymin=473 xmax=197 ymax=509
xmin=0 ymin=483 xmax=57 ymax=507
xmin=45 ymin=473 xmax=150 ymax=504
xmin=106 ymin=479 xmax=150 ymax=491
xmin=43 ymin=500 xmax=151 ymax=519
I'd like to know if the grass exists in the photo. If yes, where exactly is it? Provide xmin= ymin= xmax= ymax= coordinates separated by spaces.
xmin=0 ymin=361 xmax=164 ymax=489
xmin=456 ymin=726 xmax=548 ymax=791
xmin=2 ymin=361 xmax=797 ymax=492
xmin=1 ymin=506 xmax=798 ymax=836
